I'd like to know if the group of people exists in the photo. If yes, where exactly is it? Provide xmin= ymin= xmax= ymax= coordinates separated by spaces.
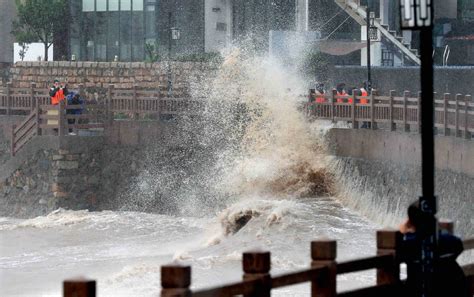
xmin=49 ymin=79 xmax=84 ymax=135
xmin=309 ymin=81 xmax=370 ymax=104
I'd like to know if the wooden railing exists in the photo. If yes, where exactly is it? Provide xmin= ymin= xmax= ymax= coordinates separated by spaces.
xmin=307 ymin=90 xmax=474 ymax=139
xmin=10 ymin=95 xmax=204 ymax=156
xmin=11 ymin=108 xmax=39 ymax=156
xmin=60 ymin=221 xmax=474 ymax=297
xmin=0 ymin=82 xmax=50 ymax=115
xmin=0 ymin=83 xmax=203 ymax=117
xmin=10 ymin=102 xmax=106 ymax=156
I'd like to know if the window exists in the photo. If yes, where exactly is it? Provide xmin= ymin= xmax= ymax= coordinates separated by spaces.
xmin=107 ymin=13 xmax=120 ymax=60
xmin=120 ymin=0 xmax=131 ymax=11
xmin=120 ymin=10 xmax=132 ymax=59
xmin=96 ymin=12 xmax=108 ymax=61
xmin=97 ymin=0 xmax=107 ymax=11
xmin=132 ymin=11 xmax=145 ymax=60
xmin=82 ymin=0 xmax=95 ymax=11
xmin=133 ymin=0 xmax=144 ymax=11
xmin=145 ymin=9 xmax=156 ymax=37
xmin=109 ymin=0 xmax=119 ymax=11
xmin=382 ymin=49 xmax=394 ymax=66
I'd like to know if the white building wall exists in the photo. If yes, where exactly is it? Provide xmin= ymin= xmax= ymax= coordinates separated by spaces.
xmin=295 ymin=0 xmax=308 ymax=31
xmin=361 ymin=25 xmax=382 ymax=67
xmin=204 ymin=0 xmax=233 ymax=52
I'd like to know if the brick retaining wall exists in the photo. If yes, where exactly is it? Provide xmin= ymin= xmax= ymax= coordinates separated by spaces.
xmin=8 ymin=61 xmax=218 ymax=96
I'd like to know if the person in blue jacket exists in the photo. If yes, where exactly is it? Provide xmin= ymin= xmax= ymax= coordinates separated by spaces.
xmin=399 ymin=201 xmax=469 ymax=297
xmin=66 ymin=92 xmax=84 ymax=135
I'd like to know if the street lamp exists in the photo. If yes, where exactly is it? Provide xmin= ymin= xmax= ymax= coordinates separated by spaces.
xmin=167 ymin=11 xmax=181 ymax=96
xmin=171 ymin=27 xmax=181 ymax=41
xmin=399 ymin=1 xmax=435 ymax=296
xmin=366 ymin=9 xmax=378 ymax=91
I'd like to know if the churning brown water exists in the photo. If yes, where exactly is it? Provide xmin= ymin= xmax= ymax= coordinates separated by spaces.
xmin=1 ymin=50 xmax=386 ymax=296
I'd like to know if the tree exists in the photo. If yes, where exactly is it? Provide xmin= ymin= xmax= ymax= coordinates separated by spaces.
xmin=11 ymin=0 xmax=68 ymax=61
xmin=144 ymin=41 xmax=161 ymax=63
xmin=18 ymin=43 xmax=29 ymax=61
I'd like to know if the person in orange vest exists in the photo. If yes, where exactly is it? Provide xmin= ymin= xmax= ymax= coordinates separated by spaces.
xmin=359 ymin=84 xmax=369 ymax=104
xmin=336 ymin=83 xmax=347 ymax=103
xmin=347 ymin=87 xmax=356 ymax=104
xmin=360 ymin=82 xmax=370 ymax=128
xmin=314 ymin=83 xmax=326 ymax=103
xmin=49 ymin=79 xmax=68 ymax=105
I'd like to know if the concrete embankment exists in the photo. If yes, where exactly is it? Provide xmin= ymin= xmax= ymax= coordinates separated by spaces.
xmin=0 ymin=119 xmax=216 ymax=218
xmin=325 ymin=128 xmax=474 ymax=237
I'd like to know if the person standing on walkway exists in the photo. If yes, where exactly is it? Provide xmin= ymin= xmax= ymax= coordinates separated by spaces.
xmin=48 ymin=79 xmax=68 ymax=134
xmin=49 ymin=79 xmax=68 ymax=105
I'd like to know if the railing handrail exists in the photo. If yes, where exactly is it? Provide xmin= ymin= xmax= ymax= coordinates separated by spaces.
xmin=336 ymin=254 xmax=393 ymax=274
xmin=308 ymin=90 xmax=474 ymax=140
xmin=463 ymin=237 xmax=474 ymax=250
xmin=193 ymin=278 xmax=262 ymax=297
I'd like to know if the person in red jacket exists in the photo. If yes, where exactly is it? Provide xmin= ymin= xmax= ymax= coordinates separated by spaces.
xmin=49 ymin=79 xmax=68 ymax=105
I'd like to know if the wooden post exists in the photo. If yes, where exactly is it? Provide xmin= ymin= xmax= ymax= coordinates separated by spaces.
xmin=157 ymin=87 xmax=161 ymax=119
xmin=443 ymin=93 xmax=450 ymax=136
xmin=465 ymin=95 xmax=472 ymax=139
xmin=11 ymin=124 xmax=16 ymax=157
xmin=455 ymin=93 xmax=461 ymax=137
xmin=30 ymin=82 xmax=36 ymax=110
xmin=35 ymin=102 xmax=41 ymax=136
xmin=133 ymin=84 xmax=138 ymax=119
xmin=6 ymin=82 xmax=12 ymax=115
xmin=389 ymin=90 xmax=396 ymax=131
xmin=330 ymin=89 xmax=335 ymax=122
xmin=433 ymin=91 xmax=438 ymax=135
xmin=376 ymin=230 xmax=401 ymax=285
xmin=58 ymin=100 xmax=66 ymax=136
xmin=161 ymin=265 xmax=191 ymax=297
xmin=107 ymin=84 xmax=114 ymax=125
xmin=311 ymin=239 xmax=336 ymax=297
xmin=403 ymin=91 xmax=410 ymax=132
xmin=78 ymin=84 xmax=84 ymax=98
xmin=438 ymin=220 xmax=454 ymax=235
xmin=63 ymin=279 xmax=96 ymax=297
xmin=242 ymin=251 xmax=271 ymax=297
xmin=370 ymin=89 xmax=376 ymax=130
xmin=417 ymin=91 xmax=422 ymax=132
xmin=352 ymin=89 xmax=358 ymax=129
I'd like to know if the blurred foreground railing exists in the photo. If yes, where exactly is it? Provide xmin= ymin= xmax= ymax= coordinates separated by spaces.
xmin=62 ymin=221 xmax=474 ymax=297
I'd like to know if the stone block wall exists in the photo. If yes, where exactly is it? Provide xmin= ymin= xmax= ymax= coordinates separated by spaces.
xmin=8 ymin=61 xmax=218 ymax=96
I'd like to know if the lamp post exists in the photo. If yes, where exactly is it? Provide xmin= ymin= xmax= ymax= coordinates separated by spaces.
xmin=399 ymin=1 xmax=435 ymax=296
xmin=167 ymin=11 xmax=181 ymax=97
xmin=366 ymin=9 xmax=378 ymax=91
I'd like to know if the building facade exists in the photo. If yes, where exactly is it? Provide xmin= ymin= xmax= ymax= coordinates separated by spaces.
xmin=69 ymin=0 xmax=205 ymax=62
xmin=0 ymin=0 xmax=17 ymax=64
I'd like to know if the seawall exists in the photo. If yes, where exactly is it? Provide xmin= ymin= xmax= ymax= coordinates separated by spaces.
xmin=0 ymin=119 xmax=212 ymax=218
xmin=325 ymin=128 xmax=473 ymax=237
